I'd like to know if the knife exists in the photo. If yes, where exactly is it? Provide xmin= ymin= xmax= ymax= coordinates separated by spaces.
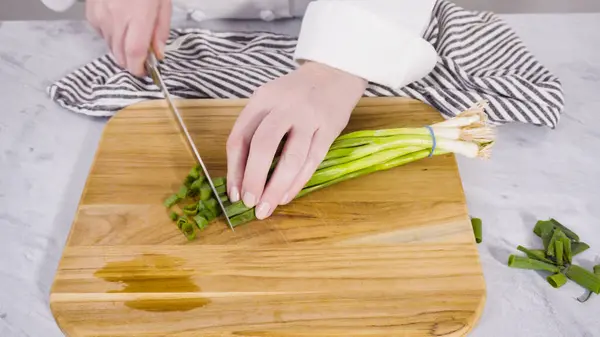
xmin=144 ymin=51 xmax=235 ymax=232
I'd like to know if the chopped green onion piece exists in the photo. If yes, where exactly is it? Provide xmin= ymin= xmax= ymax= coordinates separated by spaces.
xmin=471 ymin=218 xmax=482 ymax=243
xmin=565 ymin=265 xmax=600 ymax=294
xmin=181 ymin=221 xmax=196 ymax=241
xmin=549 ymin=218 xmax=580 ymax=242
xmin=594 ymin=265 xmax=600 ymax=275
xmin=198 ymin=209 xmax=216 ymax=222
xmin=193 ymin=215 xmax=208 ymax=230
xmin=190 ymin=177 xmax=206 ymax=192
xmin=212 ymin=177 xmax=226 ymax=187
xmin=547 ymin=273 xmax=568 ymax=288
xmin=517 ymin=246 xmax=554 ymax=264
xmin=176 ymin=216 xmax=189 ymax=230
xmin=508 ymin=255 xmax=560 ymax=273
xmin=204 ymin=198 xmax=220 ymax=216
xmin=200 ymin=185 xmax=212 ymax=201
xmin=183 ymin=203 xmax=199 ymax=216
xmin=216 ymin=184 xmax=227 ymax=195
xmin=572 ymin=242 xmax=590 ymax=256
xmin=189 ymin=165 xmax=200 ymax=180
xmin=169 ymin=211 xmax=178 ymax=221
xmin=163 ymin=194 xmax=180 ymax=208
xmin=220 ymin=195 xmax=229 ymax=203
xmin=555 ymin=240 xmax=564 ymax=266
xmin=177 ymin=185 xmax=189 ymax=199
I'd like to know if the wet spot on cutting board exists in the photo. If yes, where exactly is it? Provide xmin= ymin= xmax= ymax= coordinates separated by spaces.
xmin=94 ymin=253 xmax=210 ymax=312
xmin=0 ymin=312 xmax=7 ymax=319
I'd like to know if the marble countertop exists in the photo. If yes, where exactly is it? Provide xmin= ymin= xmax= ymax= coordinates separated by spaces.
xmin=1 ymin=12 xmax=600 ymax=337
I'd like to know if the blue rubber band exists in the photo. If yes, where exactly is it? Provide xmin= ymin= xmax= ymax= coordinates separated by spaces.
xmin=425 ymin=125 xmax=436 ymax=157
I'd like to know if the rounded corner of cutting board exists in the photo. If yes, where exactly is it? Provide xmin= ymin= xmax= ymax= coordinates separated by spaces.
xmin=50 ymin=97 xmax=487 ymax=336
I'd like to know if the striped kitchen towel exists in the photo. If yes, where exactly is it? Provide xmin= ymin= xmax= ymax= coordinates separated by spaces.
xmin=48 ymin=0 xmax=564 ymax=128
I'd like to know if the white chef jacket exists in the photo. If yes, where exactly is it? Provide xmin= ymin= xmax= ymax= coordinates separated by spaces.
xmin=41 ymin=0 xmax=437 ymax=89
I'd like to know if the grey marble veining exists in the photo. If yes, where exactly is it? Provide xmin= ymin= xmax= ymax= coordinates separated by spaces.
xmin=1 ymin=13 xmax=600 ymax=337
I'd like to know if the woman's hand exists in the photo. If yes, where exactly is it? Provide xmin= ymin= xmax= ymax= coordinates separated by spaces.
xmin=226 ymin=61 xmax=367 ymax=220
xmin=86 ymin=0 xmax=172 ymax=76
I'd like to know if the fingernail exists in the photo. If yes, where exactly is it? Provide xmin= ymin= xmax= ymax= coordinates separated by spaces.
xmin=243 ymin=192 xmax=256 ymax=208
xmin=255 ymin=202 xmax=271 ymax=220
xmin=281 ymin=193 xmax=291 ymax=205
xmin=229 ymin=187 xmax=240 ymax=203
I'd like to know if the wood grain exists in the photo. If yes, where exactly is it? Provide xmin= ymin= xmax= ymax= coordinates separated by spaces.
xmin=50 ymin=97 xmax=486 ymax=337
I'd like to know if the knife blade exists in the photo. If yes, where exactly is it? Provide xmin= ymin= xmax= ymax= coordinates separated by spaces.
xmin=144 ymin=51 xmax=235 ymax=232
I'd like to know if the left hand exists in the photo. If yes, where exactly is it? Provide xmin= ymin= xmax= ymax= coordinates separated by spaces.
xmin=226 ymin=61 xmax=367 ymax=220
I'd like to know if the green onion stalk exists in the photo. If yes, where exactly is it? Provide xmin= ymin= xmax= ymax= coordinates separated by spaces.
xmin=165 ymin=101 xmax=497 ymax=238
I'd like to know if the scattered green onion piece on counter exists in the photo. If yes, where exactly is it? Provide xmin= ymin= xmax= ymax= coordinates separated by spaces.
xmin=193 ymin=215 xmax=208 ymax=230
xmin=533 ymin=220 xmax=555 ymax=238
xmin=541 ymin=230 xmax=554 ymax=252
xmin=534 ymin=219 xmax=580 ymax=243
xmin=508 ymin=255 xmax=560 ymax=273
xmin=546 ymin=229 xmax=563 ymax=257
xmin=562 ymin=237 xmax=572 ymax=263
xmin=516 ymin=246 xmax=554 ymax=264
xmin=169 ymin=211 xmax=179 ymax=221
xmin=549 ymin=218 xmax=580 ymax=242
xmin=555 ymin=240 xmax=564 ymax=266
xmin=163 ymin=194 xmax=180 ymax=208
xmin=572 ymin=242 xmax=590 ymax=256
xmin=577 ymin=266 xmax=600 ymax=303
xmin=565 ymin=265 xmax=600 ymax=294
xmin=547 ymin=273 xmax=568 ymax=289
xmin=471 ymin=218 xmax=482 ymax=244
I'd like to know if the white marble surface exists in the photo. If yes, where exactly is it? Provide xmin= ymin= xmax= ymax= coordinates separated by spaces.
xmin=1 ymin=13 xmax=600 ymax=337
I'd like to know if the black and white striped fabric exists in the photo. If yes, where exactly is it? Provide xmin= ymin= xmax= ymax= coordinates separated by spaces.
xmin=48 ymin=0 xmax=564 ymax=128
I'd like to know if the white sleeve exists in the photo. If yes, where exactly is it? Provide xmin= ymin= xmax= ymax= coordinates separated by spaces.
xmin=40 ymin=0 xmax=76 ymax=12
xmin=293 ymin=0 xmax=438 ymax=89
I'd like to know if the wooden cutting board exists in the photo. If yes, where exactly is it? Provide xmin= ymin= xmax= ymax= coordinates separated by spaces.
xmin=50 ymin=97 xmax=486 ymax=337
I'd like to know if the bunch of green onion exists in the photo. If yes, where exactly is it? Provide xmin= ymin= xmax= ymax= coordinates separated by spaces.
xmin=164 ymin=101 xmax=496 ymax=238
xmin=508 ymin=218 xmax=600 ymax=300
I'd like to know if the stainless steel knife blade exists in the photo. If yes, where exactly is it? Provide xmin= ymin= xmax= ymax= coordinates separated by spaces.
xmin=145 ymin=52 xmax=235 ymax=232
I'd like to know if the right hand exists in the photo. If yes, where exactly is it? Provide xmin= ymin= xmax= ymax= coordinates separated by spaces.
xmin=86 ymin=0 xmax=172 ymax=76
